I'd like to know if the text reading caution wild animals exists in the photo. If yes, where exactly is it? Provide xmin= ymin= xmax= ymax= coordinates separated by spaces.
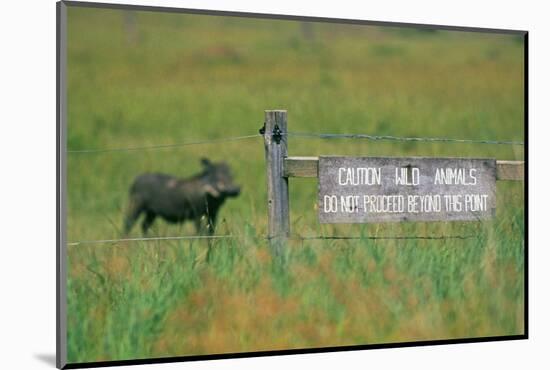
xmin=318 ymin=156 xmax=496 ymax=223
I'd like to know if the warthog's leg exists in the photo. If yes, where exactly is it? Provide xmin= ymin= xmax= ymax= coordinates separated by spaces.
xmin=141 ymin=211 xmax=157 ymax=235
xmin=123 ymin=199 xmax=143 ymax=235
xmin=194 ymin=214 xmax=217 ymax=235
xmin=194 ymin=218 xmax=203 ymax=235
xmin=200 ymin=215 xmax=218 ymax=263
xmin=206 ymin=214 xmax=217 ymax=235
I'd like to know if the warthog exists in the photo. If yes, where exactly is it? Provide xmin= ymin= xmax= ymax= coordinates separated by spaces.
xmin=124 ymin=158 xmax=240 ymax=235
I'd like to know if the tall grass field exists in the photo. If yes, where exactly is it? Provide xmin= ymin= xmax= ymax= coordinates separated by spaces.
xmin=65 ymin=7 xmax=525 ymax=363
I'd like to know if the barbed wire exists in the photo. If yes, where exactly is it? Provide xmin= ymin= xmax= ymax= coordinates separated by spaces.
xmin=292 ymin=235 xmax=476 ymax=241
xmin=67 ymin=235 xmax=236 ymax=246
xmin=67 ymin=134 xmax=261 ymax=154
xmin=286 ymin=132 xmax=524 ymax=146
xmin=67 ymin=233 xmax=477 ymax=246
xmin=66 ymin=128 xmax=523 ymax=154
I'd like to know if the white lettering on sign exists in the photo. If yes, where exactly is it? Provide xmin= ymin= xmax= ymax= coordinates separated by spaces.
xmin=434 ymin=168 xmax=477 ymax=185
xmin=395 ymin=167 xmax=419 ymax=186
xmin=318 ymin=157 xmax=496 ymax=223
xmin=338 ymin=167 xmax=381 ymax=186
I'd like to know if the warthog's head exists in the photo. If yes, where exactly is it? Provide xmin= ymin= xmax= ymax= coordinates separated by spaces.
xmin=201 ymin=158 xmax=241 ymax=199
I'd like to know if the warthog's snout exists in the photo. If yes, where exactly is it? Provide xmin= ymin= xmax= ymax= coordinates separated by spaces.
xmin=223 ymin=185 xmax=240 ymax=197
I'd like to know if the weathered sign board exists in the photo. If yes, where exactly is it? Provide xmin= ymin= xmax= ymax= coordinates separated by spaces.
xmin=318 ymin=156 xmax=496 ymax=223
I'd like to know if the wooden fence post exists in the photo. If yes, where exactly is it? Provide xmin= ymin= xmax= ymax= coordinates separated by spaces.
xmin=263 ymin=110 xmax=290 ymax=258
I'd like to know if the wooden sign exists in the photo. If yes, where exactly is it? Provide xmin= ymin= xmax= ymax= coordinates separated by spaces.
xmin=318 ymin=156 xmax=496 ymax=223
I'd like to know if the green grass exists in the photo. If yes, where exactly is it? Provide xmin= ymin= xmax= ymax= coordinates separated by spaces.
xmin=66 ymin=7 xmax=525 ymax=363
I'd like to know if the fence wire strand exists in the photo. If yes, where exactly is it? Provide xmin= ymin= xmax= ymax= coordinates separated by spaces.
xmin=66 ymin=128 xmax=523 ymax=154
xmin=287 ymin=132 xmax=524 ymax=146
xmin=67 ymin=235 xmax=236 ymax=246
xmin=68 ymin=234 xmax=477 ymax=246
xmin=294 ymin=235 xmax=476 ymax=241
xmin=67 ymin=134 xmax=261 ymax=154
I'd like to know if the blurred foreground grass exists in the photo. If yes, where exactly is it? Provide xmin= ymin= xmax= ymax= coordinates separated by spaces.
xmin=66 ymin=7 xmax=524 ymax=363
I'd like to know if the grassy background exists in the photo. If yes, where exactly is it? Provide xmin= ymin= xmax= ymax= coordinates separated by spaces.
xmin=66 ymin=7 xmax=525 ymax=363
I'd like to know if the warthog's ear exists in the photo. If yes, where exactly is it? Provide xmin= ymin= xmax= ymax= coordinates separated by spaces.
xmin=203 ymin=184 xmax=220 ymax=198
xmin=200 ymin=158 xmax=212 ymax=167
